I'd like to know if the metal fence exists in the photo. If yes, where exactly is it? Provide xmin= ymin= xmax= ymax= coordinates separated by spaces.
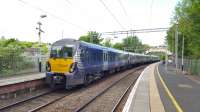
xmin=0 ymin=55 xmax=48 ymax=77
xmin=178 ymin=58 xmax=200 ymax=75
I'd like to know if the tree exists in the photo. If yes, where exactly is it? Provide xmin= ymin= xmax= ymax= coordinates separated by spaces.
xmin=112 ymin=43 xmax=123 ymax=50
xmin=122 ymin=36 xmax=143 ymax=53
xmin=166 ymin=0 xmax=200 ymax=58
xmin=102 ymin=38 xmax=112 ymax=47
xmin=79 ymin=31 xmax=103 ymax=45
xmin=140 ymin=44 xmax=150 ymax=53
xmin=0 ymin=38 xmax=49 ymax=55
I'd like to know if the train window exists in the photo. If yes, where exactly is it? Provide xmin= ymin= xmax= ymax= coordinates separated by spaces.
xmin=84 ymin=49 xmax=89 ymax=64
xmin=50 ymin=45 xmax=73 ymax=58
xmin=107 ymin=53 xmax=108 ymax=61
xmin=103 ymin=53 xmax=104 ymax=61
xmin=62 ymin=46 xmax=73 ymax=58
xmin=105 ymin=53 xmax=106 ymax=61
xmin=80 ymin=49 xmax=85 ymax=58
xmin=103 ymin=52 xmax=107 ymax=62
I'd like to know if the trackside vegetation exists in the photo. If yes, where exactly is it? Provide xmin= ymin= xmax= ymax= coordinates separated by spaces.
xmin=79 ymin=31 xmax=150 ymax=53
xmin=0 ymin=37 xmax=49 ymax=77
xmin=166 ymin=0 xmax=200 ymax=75
xmin=166 ymin=0 xmax=200 ymax=59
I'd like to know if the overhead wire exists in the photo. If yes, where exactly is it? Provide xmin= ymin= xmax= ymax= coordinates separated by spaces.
xmin=117 ymin=0 xmax=132 ymax=29
xmin=18 ymin=0 xmax=87 ymax=31
xmin=101 ymin=27 xmax=169 ymax=35
xmin=98 ymin=0 xmax=125 ymax=29
xmin=63 ymin=0 xmax=95 ymax=31
xmin=117 ymin=0 xmax=128 ymax=16
xmin=149 ymin=0 xmax=154 ymax=26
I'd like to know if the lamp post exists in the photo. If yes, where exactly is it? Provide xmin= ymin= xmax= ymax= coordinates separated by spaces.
xmin=181 ymin=35 xmax=184 ymax=71
xmin=36 ymin=14 xmax=47 ymax=72
xmin=175 ymin=24 xmax=178 ymax=74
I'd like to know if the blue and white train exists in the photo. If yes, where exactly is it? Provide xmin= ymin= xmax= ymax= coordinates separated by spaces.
xmin=45 ymin=39 xmax=159 ymax=89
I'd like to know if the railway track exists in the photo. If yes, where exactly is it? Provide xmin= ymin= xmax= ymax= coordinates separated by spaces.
xmin=0 ymin=89 xmax=72 ymax=112
xmin=0 ymin=90 xmax=53 ymax=111
xmin=111 ymin=76 xmax=136 ymax=112
xmin=28 ymin=91 xmax=72 ymax=112
xmin=74 ymin=66 xmax=144 ymax=112
xmin=0 ymin=65 xmax=146 ymax=112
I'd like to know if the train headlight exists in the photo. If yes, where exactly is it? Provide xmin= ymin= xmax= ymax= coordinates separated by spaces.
xmin=46 ymin=62 xmax=51 ymax=72
xmin=69 ymin=62 xmax=77 ymax=73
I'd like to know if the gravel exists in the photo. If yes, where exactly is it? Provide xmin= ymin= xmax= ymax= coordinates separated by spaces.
xmin=38 ymin=66 xmax=146 ymax=112
xmin=0 ymin=88 xmax=50 ymax=109
xmin=80 ymin=68 xmax=143 ymax=112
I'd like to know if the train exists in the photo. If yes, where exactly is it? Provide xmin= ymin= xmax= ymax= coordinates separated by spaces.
xmin=45 ymin=38 xmax=159 ymax=89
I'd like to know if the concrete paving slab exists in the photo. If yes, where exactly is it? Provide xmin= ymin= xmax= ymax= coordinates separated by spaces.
xmin=158 ymin=63 xmax=200 ymax=112
xmin=0 ymin=73 xmax=45 ymax=87
xmin=123 ymin=63 xmax=165 ymax=112
xmin=149 ymin=64 xmax=165 ymax=112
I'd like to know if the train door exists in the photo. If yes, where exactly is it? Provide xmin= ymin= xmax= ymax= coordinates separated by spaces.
xmin=103 ymin=50 xmax=108 ymax=71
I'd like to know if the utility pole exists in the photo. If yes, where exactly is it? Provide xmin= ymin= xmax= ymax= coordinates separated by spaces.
xmin=36 ymin=15 xmax=47 ymax=72
xmin=175 ymin=24 xmax=178 ymax=73
xmin=165 ymin=49 xmax=168 ymax=70
xmin=36 ymin=22 xmax=44 ymax=72
xmin=181 ymin=35 xmax=184 ymax=71
xmin=62 ymin=30 xmax=64 ymax=39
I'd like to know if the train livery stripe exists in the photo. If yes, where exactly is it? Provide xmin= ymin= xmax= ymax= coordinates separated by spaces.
xmin=156 ymin=65 xmax=184 ymax=112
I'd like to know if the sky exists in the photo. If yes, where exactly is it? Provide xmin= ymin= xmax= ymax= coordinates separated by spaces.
xmin=0 ymin=0 xmax=179 ymax=46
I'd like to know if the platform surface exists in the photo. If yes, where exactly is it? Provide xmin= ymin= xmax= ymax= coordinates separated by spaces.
xmin=158 ymin=63 xmax=200 ymax=112
xmin=123 ymin=63 xmax=165 ymax=112
xmin=0 ymin=73 xmax=45 ymax=87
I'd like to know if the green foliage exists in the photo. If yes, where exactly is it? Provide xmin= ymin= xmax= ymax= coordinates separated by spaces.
xmin=79 ymin=31 xmax=103 ymax=45
xmin=102 ymin=38 xmax=112 ymax=47
xmin=122 ymin=36 xmax=148 ymax=53
xmin=79 ymin=32 xmax=149 ymax=54
xmin=0 ymin=38 xmax=49 ymax=55
xmin=159 ymin=53 xmax=165 ymax=61
xmin=166 ymin=0 xmax=200 ymax=58
xmin=32 ymin=43 xmax=49 ymax=54
xmin=0 ymin=37 xmax=48 ymax=76
xmin=112 ymin=42 xmax=123 ymax=50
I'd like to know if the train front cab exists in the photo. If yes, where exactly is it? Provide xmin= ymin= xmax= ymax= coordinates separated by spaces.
xmin=45 ymin=44 xmax=80 ymax=89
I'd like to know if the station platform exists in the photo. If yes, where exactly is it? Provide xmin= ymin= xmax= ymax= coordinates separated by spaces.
xmin=0 ymin=73 xmax=45 ymax=99
xmin=123 ymin=63 xmax=165 ymax=112
xmin=158 ymin=63 xmax=200 ymax=112
xmin=123 ymin=62 xmax=200 ymax=112
xmin=0 ymin=73 xmax=45 ymax=87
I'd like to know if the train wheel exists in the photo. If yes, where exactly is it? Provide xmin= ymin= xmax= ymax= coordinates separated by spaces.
xmin=50 ymin=80 xmax=56 ymax=89
xmin=84 ymin=75 xmax=90 ymax=86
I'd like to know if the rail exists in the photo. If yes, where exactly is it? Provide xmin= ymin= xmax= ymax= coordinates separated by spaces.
xmin=74 ymin=67 xmax=143 ymax=112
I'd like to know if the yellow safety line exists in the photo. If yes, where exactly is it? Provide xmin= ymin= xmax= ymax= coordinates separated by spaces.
xmin=156 ymin=65 xmax=184 ymax=112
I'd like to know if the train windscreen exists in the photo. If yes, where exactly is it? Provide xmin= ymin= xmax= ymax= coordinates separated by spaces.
xmin=50 ymin=45 xmax=74 ymax=58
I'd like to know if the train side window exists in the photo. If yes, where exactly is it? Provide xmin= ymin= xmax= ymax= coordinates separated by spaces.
xmin=80 ymin=49 xmax=84 ymax=57
xmin=104 ymin=53 xmax=106 ymax=61
xmin=105 ymin=53 xmax=106 ymax=61
xmin=85 ymin=50 xmax=89 ymax=64
xmin=107 ymin=53 xmax=108 ymax=62
xmin=103 ymin=53 xmax=104 ymax=62
xmin=108 ymin=54 xmax=109 ymax=61
xmin=103 ymin=52 xmax=104 ymax=62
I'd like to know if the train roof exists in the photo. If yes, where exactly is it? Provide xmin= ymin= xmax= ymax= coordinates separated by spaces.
xmin=52 ymin=38 xmax=158 ymax=57
xmin=80 ymin=41 xmax=130 ymax=54
xmin=52 ymin=38 xmax=78 ymax=46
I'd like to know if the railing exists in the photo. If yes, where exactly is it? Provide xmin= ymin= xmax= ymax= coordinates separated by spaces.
xmin=0 ymin=55 xmax=48 ymax=77
xmin=178 ymin=58 xmax=200 ymax=76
